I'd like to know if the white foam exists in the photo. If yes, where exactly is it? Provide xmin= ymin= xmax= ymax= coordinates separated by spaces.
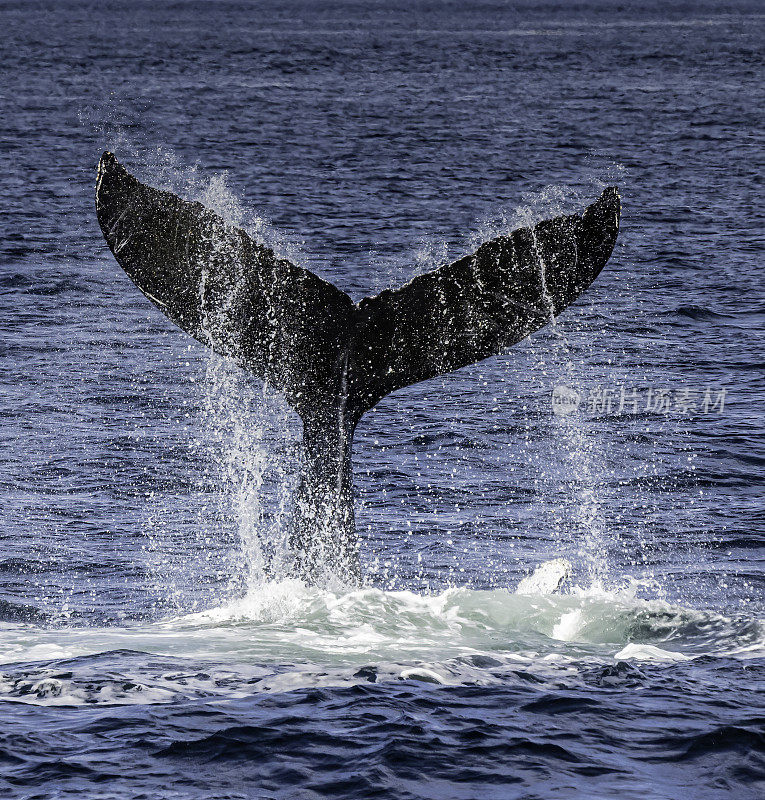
xmin=400 ymin=667 xmax=448 ymax=684
xmin=614 ymin=643 xmax=690 ymax=662
xmin=0 ymin=581 xmax=760 ymax=705
xmin=552 ymin=609 xmax=583 ymax=641
xmin=516 ymin=558 xmax=572 ymax=595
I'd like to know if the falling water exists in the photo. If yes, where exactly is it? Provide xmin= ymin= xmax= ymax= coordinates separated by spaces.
xmin=193 ymin=175 xmax=302 ymax=592
xmin=473 ymin=182 xmax=624 ymax=590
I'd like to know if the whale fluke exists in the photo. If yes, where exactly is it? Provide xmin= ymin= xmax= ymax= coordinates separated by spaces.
xmin=350 ymin=187 xmax=620 ymax=414
xmin=95 ymin=152 xmax=620 ymax=583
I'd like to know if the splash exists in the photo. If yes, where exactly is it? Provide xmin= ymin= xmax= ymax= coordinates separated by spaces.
xmin=199 ymin=356 xmax=296 ymax=590
xmin=516 ymin=557 xmax=572 ymax=594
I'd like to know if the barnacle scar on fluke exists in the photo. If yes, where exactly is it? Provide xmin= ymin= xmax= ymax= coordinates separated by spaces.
xmin=94 ymin=151 xmax=620 ymax=584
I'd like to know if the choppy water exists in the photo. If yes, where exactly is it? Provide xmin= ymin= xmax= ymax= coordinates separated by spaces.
xmin=1 ymin=1 xmax=764 ymax=798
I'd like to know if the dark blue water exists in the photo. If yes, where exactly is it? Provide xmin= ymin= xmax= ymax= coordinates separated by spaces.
xmin=1 ymin=1 xmax=764 ymax=797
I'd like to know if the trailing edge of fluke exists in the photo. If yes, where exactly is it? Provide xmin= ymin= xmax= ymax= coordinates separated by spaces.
xmin=95 ymin=151 xmax=620 ymax=583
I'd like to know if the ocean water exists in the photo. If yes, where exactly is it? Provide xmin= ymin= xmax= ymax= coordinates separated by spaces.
xmin=1 ymin=1 xmax=764 ymax=798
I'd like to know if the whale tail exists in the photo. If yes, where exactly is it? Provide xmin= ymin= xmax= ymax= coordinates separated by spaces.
xmin=95 ymin=152 xmax=620 ymax=582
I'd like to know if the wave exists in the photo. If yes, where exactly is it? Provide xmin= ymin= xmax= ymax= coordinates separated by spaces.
xmin=0 ymin=598 xmax=48 ymax=624
xmin=655 ymin=304 xmax=733 ymax=322
xmin=0 ymin=271 xmax=88 ymax=296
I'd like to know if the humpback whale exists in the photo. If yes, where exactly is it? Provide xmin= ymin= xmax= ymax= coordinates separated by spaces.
xmin=95 ymin=152 xmax=620 ymax=584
